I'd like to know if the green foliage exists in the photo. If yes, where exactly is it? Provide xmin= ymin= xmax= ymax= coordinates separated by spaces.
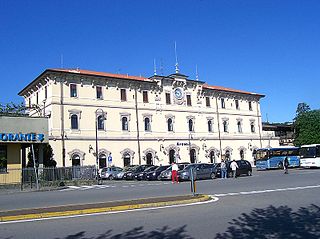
xmin=0 ymin=102 xmax=27 ymax=115
xmin=295 ymin=102 xmax=311 ymax=117
xmin=294 ymin=110 xmax=320 ymax=146
xmin=27 ymin=144 xmax=57 ymax=168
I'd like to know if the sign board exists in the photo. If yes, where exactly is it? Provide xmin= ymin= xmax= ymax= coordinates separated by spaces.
xmin=108 ymin=155 xmax=113 ymax=163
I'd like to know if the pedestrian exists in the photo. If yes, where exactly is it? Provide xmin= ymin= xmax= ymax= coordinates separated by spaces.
xmin=283 ymin=156 xmax=289 ymax=174
xmin=220 ymin=160 xmax=227 ymax=179
xmin=171 ymin=162 xmax=179 ymax=183
xmin=230 ymin=160 xmax=238 ymax=178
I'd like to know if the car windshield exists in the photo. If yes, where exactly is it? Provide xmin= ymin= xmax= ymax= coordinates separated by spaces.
xmin=156 ymin=165 xmax=169 ymax=171
xmin=178 ymin=164 xmax=188 ymax=170
xmin=183 ymin=164 xmax=197 ymax=170
xmin=144 ymin=166 xmax=158 ymax=172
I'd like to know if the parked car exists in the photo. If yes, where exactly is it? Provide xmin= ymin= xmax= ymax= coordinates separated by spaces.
xmin=178 ymin=163 xmax=216 ymax=181
xmin=158 ymin=163 xmax=189 ymax=180
xmin=145 ymin=165 xmax=171 ymax=180
xmin=134 ymin=165 xmax=158 ymax=180
xmin=123 ymin=165 xmax=151 ymax=180
xmin=99 ymin=166 xmax=123 ymax=180
xmin=114 ymin=165 xmax=138 ymax=180
xmin=212 ymin=160 xmax=252 ymax=178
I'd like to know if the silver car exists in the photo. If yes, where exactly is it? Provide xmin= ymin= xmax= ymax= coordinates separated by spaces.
xmin=158 ymin=163 xmax=189 ymax=180
xmin=99 ymin=167 xmax=123 ymax=180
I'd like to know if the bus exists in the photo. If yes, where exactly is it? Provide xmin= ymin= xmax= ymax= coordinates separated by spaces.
xmin=300 ymin=144 xmax=320 ymax=168
xmin=255 ymin=146 xmax=300 ymax=170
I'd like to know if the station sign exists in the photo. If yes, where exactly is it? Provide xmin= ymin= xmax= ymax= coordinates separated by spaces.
xmin=0 ymin=133 xmax=45 ymax=142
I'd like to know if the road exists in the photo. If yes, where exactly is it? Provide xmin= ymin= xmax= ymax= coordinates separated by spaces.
xmin=1 ymin=168 xmax=320 ymax=238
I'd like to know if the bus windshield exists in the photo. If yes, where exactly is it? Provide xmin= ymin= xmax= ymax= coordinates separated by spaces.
xmin=255 ymin=150 xmax=268 ymax=160
xmin=300 ymin=147 xmax=317 ymax=158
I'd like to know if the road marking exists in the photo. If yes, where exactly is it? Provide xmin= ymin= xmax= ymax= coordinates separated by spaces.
xmin=0 ymin=196 xmax=219 ymax=225
xmin=214 ymin=184 xmax=320 ymax=197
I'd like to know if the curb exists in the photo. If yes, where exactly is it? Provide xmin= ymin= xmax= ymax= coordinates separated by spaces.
xmin=0 ymin=194 xmax=212 ymax=222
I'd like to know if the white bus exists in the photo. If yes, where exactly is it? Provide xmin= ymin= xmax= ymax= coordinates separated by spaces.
xmin=300 ymin=144 xmax=320 ymax=168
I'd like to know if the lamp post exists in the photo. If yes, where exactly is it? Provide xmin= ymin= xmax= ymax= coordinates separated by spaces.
xmin=95 ymin=108 xmax=105 ymax=183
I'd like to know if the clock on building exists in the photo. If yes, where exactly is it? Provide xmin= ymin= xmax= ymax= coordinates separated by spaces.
xmin=174 ymin=88 xmax=184 ymax=100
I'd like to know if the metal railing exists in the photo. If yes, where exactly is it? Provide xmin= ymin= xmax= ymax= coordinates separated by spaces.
xmin=0 ymin=165 xmax=97 ymax=189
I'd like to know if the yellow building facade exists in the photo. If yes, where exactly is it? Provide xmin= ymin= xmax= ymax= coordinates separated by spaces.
xmin=18 ymin=68 xmax=278 ymax=168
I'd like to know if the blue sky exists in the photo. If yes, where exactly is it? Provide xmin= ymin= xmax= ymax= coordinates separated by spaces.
xmin=1 ymin=0 xmax=319 ymax=123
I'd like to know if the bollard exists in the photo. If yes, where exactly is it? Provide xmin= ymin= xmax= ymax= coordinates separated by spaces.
xmin=190 ymin=168 xmax=196 ymax=196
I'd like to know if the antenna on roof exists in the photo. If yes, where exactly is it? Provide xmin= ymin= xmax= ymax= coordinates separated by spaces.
xmin=153 ymin=58 xmax=157 ymax=76
xmin=196 ymin=64 xmax=199 ymax=81
xmin=60 ymin=54 xmax=64 ymax=68
xmin=174 ymin=41 xmax=179 ymax=73
xmin=160 ymin=58 xmax=164 ymax=75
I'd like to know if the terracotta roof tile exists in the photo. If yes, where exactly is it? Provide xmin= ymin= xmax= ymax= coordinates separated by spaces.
xmin=202 ymin=83 xmax=265 ymax=97
xmin=49 ymin=68 xmax=151 ymax=82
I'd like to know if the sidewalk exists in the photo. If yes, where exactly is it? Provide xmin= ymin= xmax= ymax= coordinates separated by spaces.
xmin=0 ymin=194 xmax=211 ymax=222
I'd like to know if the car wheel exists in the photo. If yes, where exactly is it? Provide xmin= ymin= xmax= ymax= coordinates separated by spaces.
xmin=278 ymin=162 xmax=283 ymax=169
xmin=228 ymin=171 xmax=233 ymax=178
xmin=210 ymin=172 xmax=216 ymax=179
xmin=247 ymin=170 xmax=252 ymax=176
xmin=109 ymin=175 xmax=114 ymax=180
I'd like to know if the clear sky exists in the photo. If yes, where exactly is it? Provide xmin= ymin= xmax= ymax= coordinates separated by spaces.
xmin=1 ymin=0 xmax=319 ymax=123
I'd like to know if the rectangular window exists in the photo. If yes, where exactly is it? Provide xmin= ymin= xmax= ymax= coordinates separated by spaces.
xmin=120 ymin=89 xmax=127 ymax=101
xmin=45 ymin=86 xmax=47 ymax=99
xmin=235 ymin=99 xmax=239 ymax=110
xmin=0 ymin=145 xmax=7 ymax=173
xmin=166 ymin=93 xmax=171 ymax=105
xmin=251 ymin=123 xmax=255 ymax=133
xmin=187 ymin=95 xmax=192 ymax=106
xmin=221 ymin=98 xmax=225 ymax=109
xmin=70 ymin=84 xmax=77 ymax=97
xmin=28 ymin=98 xmax=31 ymax=108
xmin=36 ymin=92 xmax=39 ymax=105
xmin=143 ymin=91 xmax=148 ymax=103
xmin=249 ymin=101 xmax=252 ymax=111
xmin=206 ymin=97 xmax=210 ymax=107
xmin=96 ymin=86 xmax=103 ymax=99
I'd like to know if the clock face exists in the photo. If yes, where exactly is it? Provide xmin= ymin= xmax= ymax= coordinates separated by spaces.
xmin=174 ymin=88 xmax=184 ymax=100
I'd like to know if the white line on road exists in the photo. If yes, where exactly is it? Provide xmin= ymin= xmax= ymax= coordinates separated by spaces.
xmin=214 ymin=184 xmax=320 ymax=197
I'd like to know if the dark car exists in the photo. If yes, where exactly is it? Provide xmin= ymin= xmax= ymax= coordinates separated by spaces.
xmin=212 ymin=160 xmax=252 ymax=178
xmin=158 ymin=163 xmax=189 ymax=180
xmin=178 ymin=163 xmax=216 ymax=181
xmin=114 ymin=165 xmax=138 ymax=180
xmin=145 ymin=165 xmax=171 ymax=180
xmin=123 ymin=165 xmax=151 ymax=180
xmin=134 ymin=165 xmax=158 ymax=180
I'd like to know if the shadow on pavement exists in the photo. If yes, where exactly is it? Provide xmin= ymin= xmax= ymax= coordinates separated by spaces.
xmin=215 ymin=204 xmax=320 ymax=239
xmin=53 ymin=225 xmax=193 ymax=239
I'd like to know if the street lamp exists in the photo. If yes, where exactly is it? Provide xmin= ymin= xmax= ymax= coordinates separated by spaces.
xmin=95 ymin=108 xmax=105 ymax=182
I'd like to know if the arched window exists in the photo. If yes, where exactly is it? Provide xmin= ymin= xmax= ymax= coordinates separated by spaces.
xmin=208 ymin=120 xmax=213 ymax=132
xmin=223 ymin=120 xmax=228 ymax=133
xmin=123 ymin=153 xmax=131 ymax=167
xmin=71 ymin=114 xmax=78 ymax=130
xmin=240 ymin=149 xmax=244 ymax=160
xmin=167 ymin=118 xmax=173 ymax=132
xmin=122 ymin=117 xmax=128 ymax=131
xmin=250 ymin=122 xmax=255 ymax=133
xmin=72 ymin=154 xmax=81 ymax=166
xmin=237 ymin=121 xmax=242 ymax=133
xmin=144 ymin=117 xmax=151 ymax=131
xmin=210 ymin=151 xmax=216 ymax=163
xmin=97 ymin=115 xmax=105 ymax=130
xmin=188 ymin=119 xmax=194 ymax=132
xmin=99 ymin=153 xmax=107 ymax=168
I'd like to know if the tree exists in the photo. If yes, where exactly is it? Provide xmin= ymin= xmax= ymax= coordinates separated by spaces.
xmin=294 ymin=110 xmax=320 ymax=146
xmin=27 ymin=144 xmax=57 ymax=168
xmin=295 ymin=102 xmax=311 ymax=117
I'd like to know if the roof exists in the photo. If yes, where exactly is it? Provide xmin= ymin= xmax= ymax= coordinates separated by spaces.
xmin=49 ymin=68 xmax=150 ymax=82
xmin=18 ymin=68 xmax=264 ymax=98
xmin=202 ymin=83 xmax=265 ymax=97
xmin=18 ymin=68 xmax=151 ymax=96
